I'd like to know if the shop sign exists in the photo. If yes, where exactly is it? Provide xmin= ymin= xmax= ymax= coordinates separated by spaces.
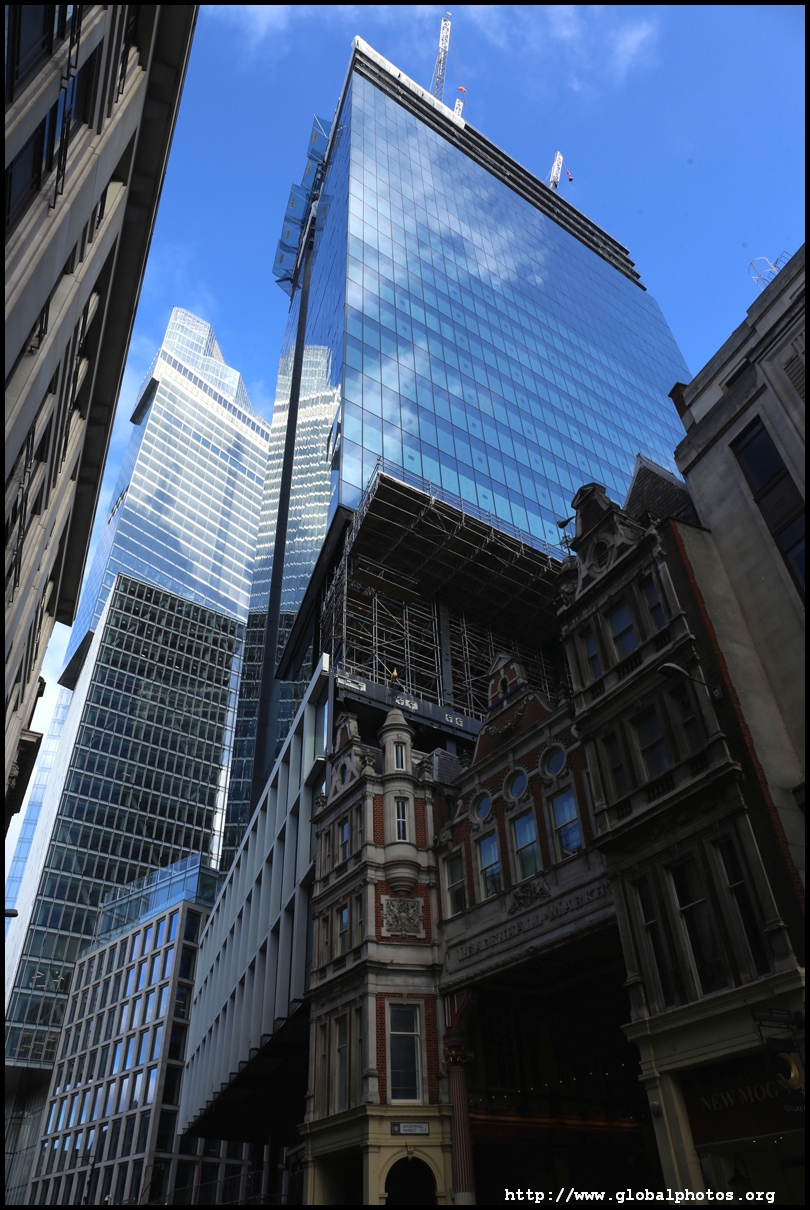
xmin=391 ymin=1121 xmax=430 ymax=1135
xmin=681 ymin=1052 xmax=805 ymax=1146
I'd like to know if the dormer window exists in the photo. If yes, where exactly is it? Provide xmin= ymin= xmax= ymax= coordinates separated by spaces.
xmin=395 ymin=743 xmax=405 ymax=770
xmin=499 ymin=676 xmax=509 ymax=695
xmin=593 ymin=542 xmax=610 ymax=568
xmin=607 ymin=602 xmax=638 ymax=660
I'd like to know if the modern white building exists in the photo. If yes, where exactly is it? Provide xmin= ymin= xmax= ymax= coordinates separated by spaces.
xmin=179 ymin=656 xmax=329 ymax=1175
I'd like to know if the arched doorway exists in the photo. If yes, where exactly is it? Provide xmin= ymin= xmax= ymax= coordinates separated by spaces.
xmin=385 ymin=1156 xmax=437 ymax=1205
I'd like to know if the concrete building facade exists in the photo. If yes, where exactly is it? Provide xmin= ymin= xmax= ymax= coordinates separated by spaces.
xmin=5 ymin=4 xmax=198 ymax=824
xmin=554 ymin=477 xmax=804 ymax=1200
xmin=671 ymin=245 xmax=804 ymax=882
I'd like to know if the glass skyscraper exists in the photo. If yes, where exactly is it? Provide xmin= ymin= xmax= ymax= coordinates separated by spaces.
xmin=222 ymin=344 xmax=337 ymax=868
xmin=238 ymin=37 xmax=690 ymax=797
xmin=4 ymin=312 xmax=269 ymax=1197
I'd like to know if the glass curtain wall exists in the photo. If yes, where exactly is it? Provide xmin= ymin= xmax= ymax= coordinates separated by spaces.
xmin=6 ymin=311 xmax=270 ymax=1070
xmin=335 ymin=73 xmax=688 ymax=540
xmin=228 ymin=47 xmax=690 ymax=820
xmin=5 ymin=577 xmax=241 ymax=1069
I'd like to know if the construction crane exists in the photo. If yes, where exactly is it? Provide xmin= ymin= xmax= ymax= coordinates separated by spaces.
xmin=431 ymin=13 xmax=451 ymax=102
xmin=548 ymin=151 xmax=563 ymax=191
xmin=453 ymin=85 xmax=466 ymax=118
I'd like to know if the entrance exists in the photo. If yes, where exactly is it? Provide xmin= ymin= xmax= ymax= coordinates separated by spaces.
xmin=385 ymin=1157 xmax=437 ymax=1205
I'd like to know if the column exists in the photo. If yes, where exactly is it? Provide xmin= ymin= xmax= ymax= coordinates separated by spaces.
xmin=444 ymin=1044 xmax=476 ymax=1205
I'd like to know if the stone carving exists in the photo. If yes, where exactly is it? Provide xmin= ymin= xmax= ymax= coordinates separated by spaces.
xmin=381 ymin=895 xmax=425 ymax=938
xmin=443 ymin=1044 xmax=474 ymax=1066
xmin=507 ymin=876 xmax=551 ymax=916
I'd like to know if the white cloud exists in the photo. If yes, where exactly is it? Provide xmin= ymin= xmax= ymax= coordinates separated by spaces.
xmin=610 ymin=19 xmax=656 ymax=80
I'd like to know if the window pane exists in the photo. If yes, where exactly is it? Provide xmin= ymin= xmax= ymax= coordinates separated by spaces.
xmin=634 ymin=710 xmax=670 ymax=779
xmin=671 ymin=860 xmax=729 ymax=994
xmin=733 ymin=422 xmax=784 ymax=493
xmin=551 ymin=789 xmax=581 ymax=858
xmin=183 ymin=912 xmax=201 ymax=944
xmin=390 ymin=1007 xmax=419 ymax=1100
xmin=607 ymin=603 xmax=638 ymax=659
xmin=514 ymin=813 xmax=539 ymax=879
xmin=716 ymin=839 xmax=771 ymax=976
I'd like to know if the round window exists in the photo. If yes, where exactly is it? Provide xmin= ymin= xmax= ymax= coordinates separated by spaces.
xmin=508 ymin=770 xmax=527 ymax=799
xmin=475 ymin=794 xmax=492 ymax=820
xmin=340 ymin=763 xmax=348 ymax=784
xmin=545 ymin=748 xmax=566 ymax=777
xmin=593 ymin=542 xmax=610 ymax=568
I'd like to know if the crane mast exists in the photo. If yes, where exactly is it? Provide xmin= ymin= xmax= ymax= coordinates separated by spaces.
xmin=431 ymin=13 xmax=451 ymax=102
xmin=549 ymin=151 xmax=563 ymax=191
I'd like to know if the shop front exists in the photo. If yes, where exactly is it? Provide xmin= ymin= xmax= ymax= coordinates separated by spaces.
xmin=681 ymin=1051 xmax=805 ymax=1203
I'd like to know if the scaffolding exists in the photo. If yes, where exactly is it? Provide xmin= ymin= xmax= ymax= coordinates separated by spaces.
xmin=319 ymin=471 xmax=564 ymax=722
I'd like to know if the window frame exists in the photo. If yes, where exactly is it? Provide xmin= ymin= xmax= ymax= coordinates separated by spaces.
xmin=549 ymin=786 xmax=582 ymax=861
xmin=714 ymin=836 xmax=771 ymax=978
xmin=477 ymin=832 xmax=502 ymax=899
xmin=336 ymin=904 xmax=349 ymax=956
xmin=633 ymin=874 xmax=679 ymax=1010
xmin=731 ymin=416 xmax=805 ymax=598
xmin=444 ymin=851 xmax=466 ymax=917
xmin=632 ymin=705 xmax=672 ymax=781
xmin=667 ymin=855 xmax=731 ymax=997
xmin=395 ymin=797 xmax=408 ymax=842
xmin=581 ymin=626 xmax=603 ymax=681
xmin=605 ymin=600 xmax=639 ymax=661
xmin=642 ymin=576 xmax=667 ymax=632
xmin=338 ymin=817 xmax=349 ymax=863
xmin=334 ymin=1014 xmax=349 ymax=1112
xmin=512 ymin=811 xmax=540 ymax=881
xmin=387 ymin=1001 xmax=423 ymax=1105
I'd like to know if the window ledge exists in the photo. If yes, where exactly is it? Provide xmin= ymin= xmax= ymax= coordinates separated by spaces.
xmin=598 ymin=738 xmax=737 ymax=831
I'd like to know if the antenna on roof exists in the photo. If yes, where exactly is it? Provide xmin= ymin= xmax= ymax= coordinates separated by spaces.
xmin=453 ymin=86 xmax=466 ymax=118
xmin=548 ymin=151 xmax=563 ymax=191
xmin=431 ymin=13 xmax=452 ymax=102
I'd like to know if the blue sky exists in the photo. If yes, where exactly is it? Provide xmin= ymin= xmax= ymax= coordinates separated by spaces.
xmin=25 ymin=3 xmax=807 ymax=739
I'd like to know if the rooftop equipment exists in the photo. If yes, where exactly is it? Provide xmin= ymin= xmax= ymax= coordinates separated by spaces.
xmin=431 ymin=12 xmax=452 ymax=101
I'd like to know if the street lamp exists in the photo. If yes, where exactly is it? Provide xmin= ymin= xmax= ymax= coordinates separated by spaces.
xmin=657 ymin=662 xmax=723 ymax=702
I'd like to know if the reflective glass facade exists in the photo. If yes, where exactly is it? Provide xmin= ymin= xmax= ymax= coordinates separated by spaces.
xmin=232 ymin=43 xmax=689 ymax=798
xmin=224 ymin=350 xmax=338 ymax=867
xmin=335 ymin=71 xmax=688 ymax=539
xmin=5 ymin=311 xmax=270 ymax=1073
xmin=66 ymin=308 xmax=269 ymax=663
xmin=5 ymin=577 xmax=241 ymax=1069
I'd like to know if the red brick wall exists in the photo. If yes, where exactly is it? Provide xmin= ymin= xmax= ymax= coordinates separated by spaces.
xmin=373 ymin=793 xmax=384 ymax=845
xmin=414 ymin=797 xmax=427 ymax=848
